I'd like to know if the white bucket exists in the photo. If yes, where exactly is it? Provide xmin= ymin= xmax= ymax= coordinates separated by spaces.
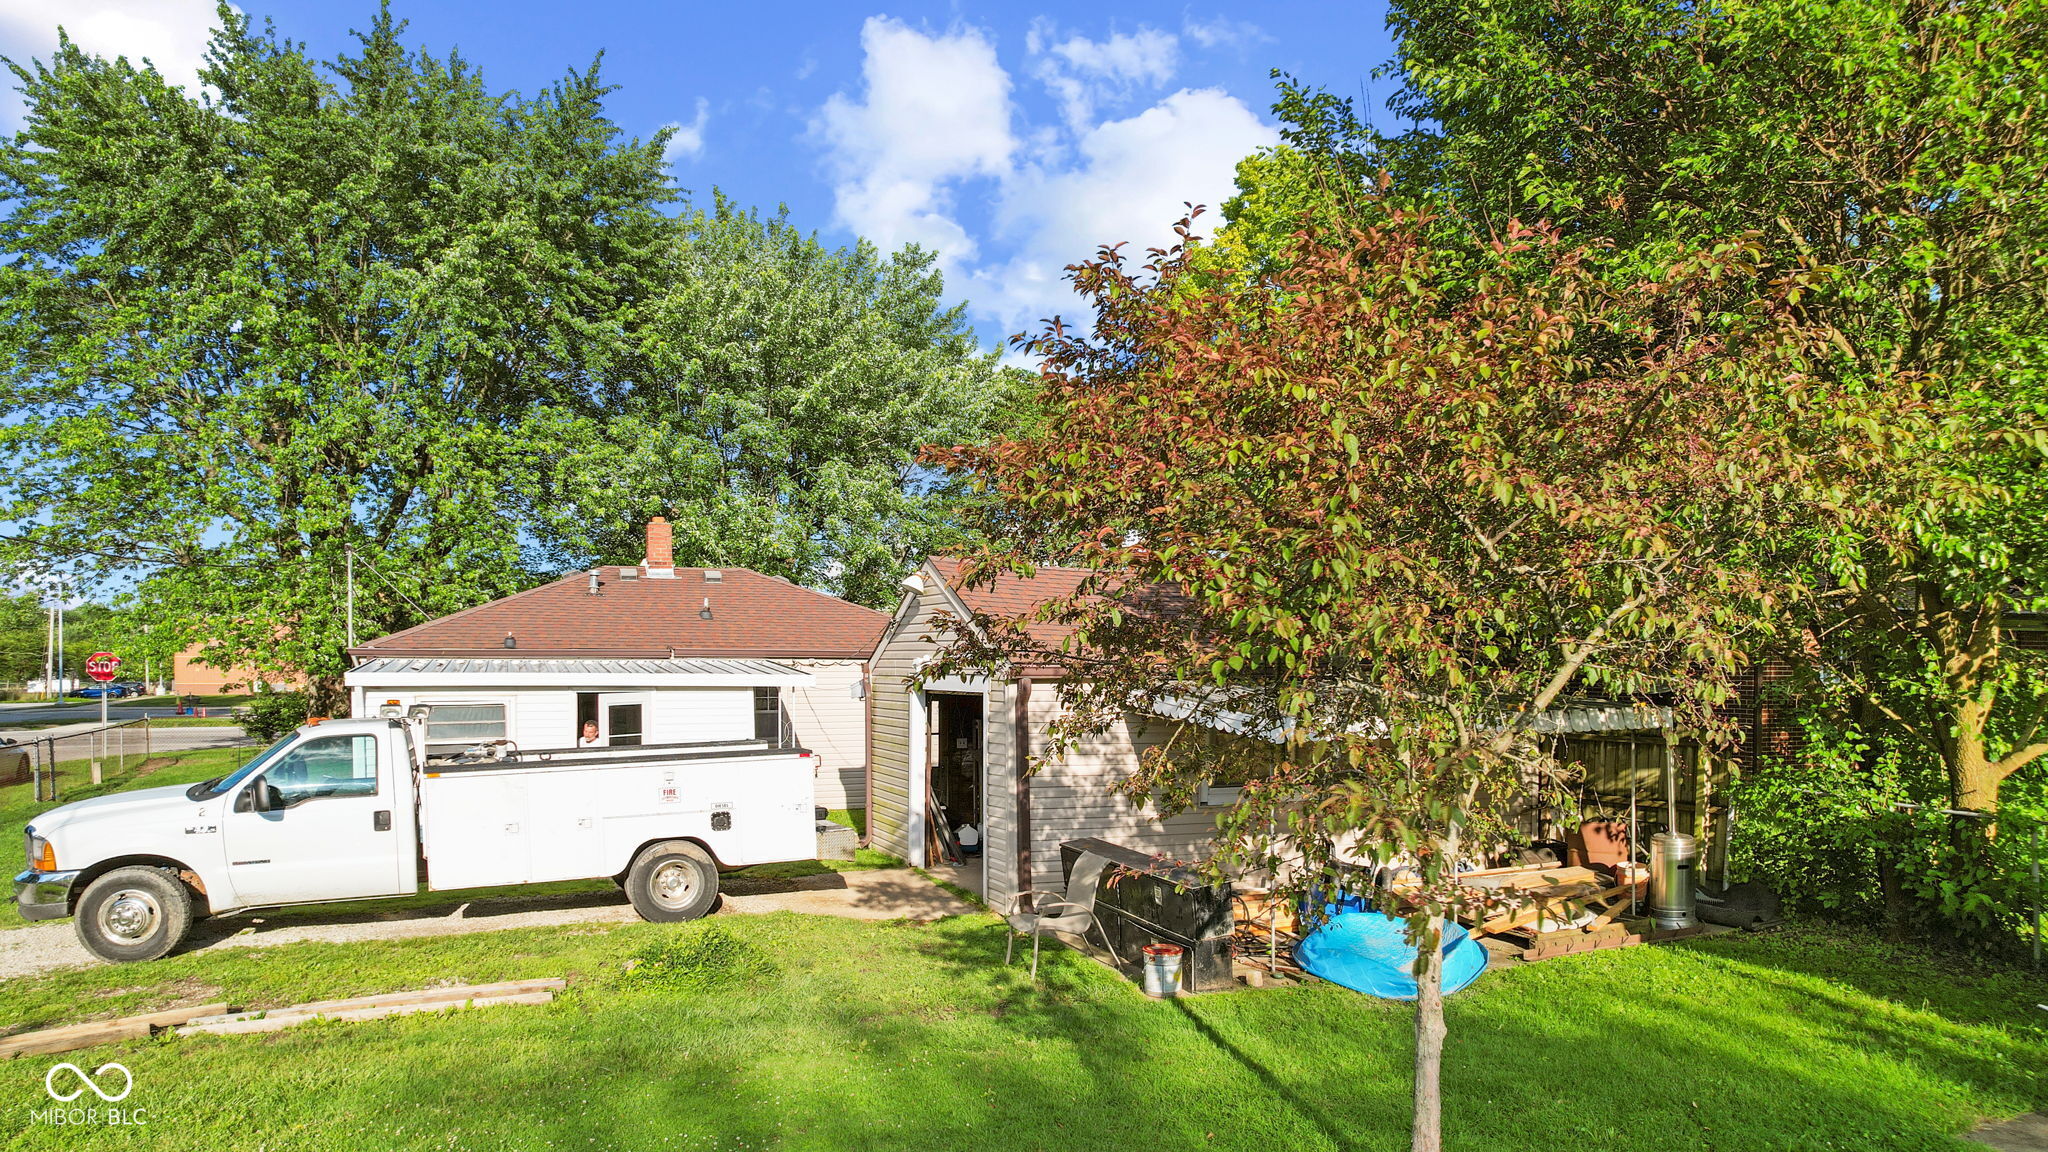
xmin=1141 ymin=943 xmax=1184 ymax=997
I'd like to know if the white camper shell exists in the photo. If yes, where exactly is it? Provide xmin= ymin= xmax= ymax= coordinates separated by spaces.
xmin=14 ymin=714 xmax=819 ymax=962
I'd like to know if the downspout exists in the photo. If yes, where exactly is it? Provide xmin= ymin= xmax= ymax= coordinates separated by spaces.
xmin=1015 ymin=674 xmax=1033 ymax=911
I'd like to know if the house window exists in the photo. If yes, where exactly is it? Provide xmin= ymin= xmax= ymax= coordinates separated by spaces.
xmin=425 ymin=703 xmax=507 ymax=745
xmin=753 ymin=687 xmax=788 ymax=744
xmin=607 ymin=703 xmax=643 ymax=747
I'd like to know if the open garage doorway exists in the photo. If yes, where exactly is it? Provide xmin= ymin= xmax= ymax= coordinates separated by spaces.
xmin=925 ymin=691 xmax=985 ymax=898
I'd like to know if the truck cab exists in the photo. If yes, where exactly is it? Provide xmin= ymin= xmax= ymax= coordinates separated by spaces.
xmin=17 ymin=718 xmax=419 ymax=961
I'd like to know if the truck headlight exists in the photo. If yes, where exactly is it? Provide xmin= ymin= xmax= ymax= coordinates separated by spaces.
xmin=25 ymin=832 xmax=54 ymax=872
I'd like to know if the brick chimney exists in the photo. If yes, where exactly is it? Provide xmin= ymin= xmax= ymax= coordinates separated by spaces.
xmin=643 ymin=516 xmax=675 ymax=578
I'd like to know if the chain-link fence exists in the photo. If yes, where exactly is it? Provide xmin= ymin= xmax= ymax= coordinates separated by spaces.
xmin=12 ymin=718 xmax=158 ymax=804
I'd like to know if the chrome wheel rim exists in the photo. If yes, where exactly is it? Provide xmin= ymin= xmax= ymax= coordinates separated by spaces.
xmin=650 ymin=861 xmax=699 ymax=909
xmin=98 ymin=888 xmax=161 ymax=943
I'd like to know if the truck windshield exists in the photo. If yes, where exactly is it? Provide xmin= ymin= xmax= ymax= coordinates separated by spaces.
xmin=187 ymin=732 xmax=299 ymax=799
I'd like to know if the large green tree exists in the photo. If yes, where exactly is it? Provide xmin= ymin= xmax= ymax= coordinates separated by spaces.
xmin=516 ymin=197 xmax=1027 ymax=608
xmin=935 ymin=207 xmax=1894 ymax=1152
xmin=1362 ymin=0 xmax=2048 ymax=823
xmin=0 ymin=5 xmax=673 ymax=710
xmin=0 ymin=6 xmax=1024 ymax=709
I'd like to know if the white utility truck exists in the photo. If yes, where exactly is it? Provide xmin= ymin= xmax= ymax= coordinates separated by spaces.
xmin=14 ymin=711 xmax=821 ymax=962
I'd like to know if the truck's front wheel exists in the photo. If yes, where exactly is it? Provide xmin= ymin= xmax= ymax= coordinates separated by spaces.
xmin=625 ymin=841 xmax=719 ymax=922
xmin=73 ymin=867 xmax=194 ymax=963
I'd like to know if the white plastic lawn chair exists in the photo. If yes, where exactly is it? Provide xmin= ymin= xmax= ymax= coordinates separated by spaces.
xmin=1003 ymin=851 xmax=1113 ymax=978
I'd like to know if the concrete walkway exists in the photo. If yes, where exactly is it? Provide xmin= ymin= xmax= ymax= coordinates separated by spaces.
xmin=0 ymin=868 xmax=976 ymax=979
xmin=1969 ymin=1113 xmax=2048 ymax=1151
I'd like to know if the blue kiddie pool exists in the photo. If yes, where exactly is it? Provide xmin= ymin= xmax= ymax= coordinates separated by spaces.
xmin=1293 ymin=911 xmax=1490 ymax=999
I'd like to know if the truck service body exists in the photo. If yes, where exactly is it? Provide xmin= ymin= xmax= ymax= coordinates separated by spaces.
xmin=14 ymin=714 xmax=819 ymax=962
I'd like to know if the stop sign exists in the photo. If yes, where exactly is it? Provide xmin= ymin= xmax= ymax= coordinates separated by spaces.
xmin=86 ymin=652 xmax=121 ymax=682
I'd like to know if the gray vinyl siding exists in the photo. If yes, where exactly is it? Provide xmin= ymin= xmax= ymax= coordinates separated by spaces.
xmin=867 ymin=567 xmax=1219 ymax=906
xmin=867 ymin=587 xmax=950 ymax=859
xmin=1023 ymin=687 xmax=1225 ymax=896
xmin=980 ymin=680 xmax=1018 ymax=907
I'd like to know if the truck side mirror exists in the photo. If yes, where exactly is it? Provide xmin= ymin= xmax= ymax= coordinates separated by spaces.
xmin=242 ymin=777 xmax=273 ymax=813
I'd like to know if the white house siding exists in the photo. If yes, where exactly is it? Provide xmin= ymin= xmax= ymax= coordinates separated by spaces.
xmin=1021 ymin=686 xmax=1224 ymax=897
xmin=783 ymin=659 xmax=868 ymax=809
xmin=646 ymin=686 xmax=752 ymax=744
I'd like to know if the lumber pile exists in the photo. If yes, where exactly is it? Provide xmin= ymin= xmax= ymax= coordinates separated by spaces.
xmin=0 ymin=1003 xmax=229 ymax=1059
xmin=0 ymin=979 xmax=566 ymax=1056
xmin=175 ymin=979 xmax=566 ymax=1036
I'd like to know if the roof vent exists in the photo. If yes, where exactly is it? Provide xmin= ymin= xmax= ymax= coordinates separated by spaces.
xmin=587 ymin=569 xmax=601 ymax=595
xmin=619 ymin=567 xmax=639 ymax=580
xmin=704 ymin=570 xmax=723 ymax=583
xmin=699 ymin=598 xmax=713 ymax=620
xmin=503 ymin=633 xmax=516 ymax=650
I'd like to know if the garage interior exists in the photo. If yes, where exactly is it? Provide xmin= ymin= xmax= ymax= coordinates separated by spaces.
xmin=925 ymin=691 xmax=985 ymax=897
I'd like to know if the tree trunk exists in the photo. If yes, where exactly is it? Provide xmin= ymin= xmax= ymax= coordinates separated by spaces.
xmin=1412 ymin=915 xmax=1447 ymax=1152
xmin=1949 ymin=693 xmax=2004 ymax=813
xmin=309 ymin=674 xmax=348 ymax=719
xmin=1875 ymin=829 xmax=1909 ymax=943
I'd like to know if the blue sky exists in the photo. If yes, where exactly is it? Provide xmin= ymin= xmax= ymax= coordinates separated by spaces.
xmin=0 ymin=1 xmax=1399 ymax=351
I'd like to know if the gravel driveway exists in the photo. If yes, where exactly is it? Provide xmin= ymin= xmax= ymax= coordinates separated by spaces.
xmin=0 ymin=868 xmax=974 ymax=979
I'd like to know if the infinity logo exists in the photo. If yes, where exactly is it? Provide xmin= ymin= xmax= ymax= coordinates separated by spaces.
xmin=44 ymin=1062 xmax=133 ymax=1103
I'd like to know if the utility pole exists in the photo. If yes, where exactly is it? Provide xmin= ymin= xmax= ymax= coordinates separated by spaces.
xmin=54 ymin=582 xmax=64 ymax=699
xmin=43 ymin=600 xmax=54 ymax=702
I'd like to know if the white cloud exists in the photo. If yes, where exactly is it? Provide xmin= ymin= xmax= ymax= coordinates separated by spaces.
xmin=1027 ymin=21 xmax=1179 ymax=132
xmin=975 ymin=88 xmax=1277 ymax=337
xmin=0 ymin=0 xmax=228 ymax=96
xmin=815 ymin=19 xmax=1276 ymax=345
xmin=662 ymin=98 xmax=710 ymax=163
xmin=1182 ymin=15 xmax=1268 ymax=50
xmin=814 ymin=17 xmax=1014 ymax=262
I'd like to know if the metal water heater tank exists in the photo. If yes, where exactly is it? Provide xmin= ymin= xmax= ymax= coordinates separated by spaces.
xmin=1649 ymin=831 xmax=1699 ymax=931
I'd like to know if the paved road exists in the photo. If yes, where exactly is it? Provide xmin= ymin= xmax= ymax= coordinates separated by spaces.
xmin=0 ymin=702 xmax=238 ymax=726
xmin=0 ymin=722 xmax=256 ymax=753
xmin=0 ymin=869 xmax=975 ymax=978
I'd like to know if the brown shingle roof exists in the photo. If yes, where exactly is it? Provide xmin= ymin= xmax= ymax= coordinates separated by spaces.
xmin=352 ymin=567 xmax=888 ymax=661
xmin=927 ymin=557 xmax=1095 ymax=650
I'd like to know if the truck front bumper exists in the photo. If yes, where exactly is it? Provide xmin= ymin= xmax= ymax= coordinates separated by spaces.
xmin=13 ymin=868 xmax=80 ymax=922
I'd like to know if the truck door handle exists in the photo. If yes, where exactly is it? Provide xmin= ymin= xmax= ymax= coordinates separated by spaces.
xmin=374 ymin=810 xmax=392 ymax=832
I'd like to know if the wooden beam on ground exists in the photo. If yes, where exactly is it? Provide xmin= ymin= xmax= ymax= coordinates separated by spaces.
xmin=176 ymin=990 xmax=557 ymax=1037
xmin=0 ymin=1003 xmax=231 ymax=1059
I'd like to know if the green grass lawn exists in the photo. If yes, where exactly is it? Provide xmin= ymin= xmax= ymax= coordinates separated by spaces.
xmin=5 ymin=751 xmax=2041 ymax=1150
xmin=0 ymin=913 xmax=2040 ymax=1151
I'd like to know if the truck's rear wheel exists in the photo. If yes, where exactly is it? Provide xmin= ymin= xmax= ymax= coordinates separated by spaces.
xmin=625 ymin=841 xmax=718 ymax=922
xmin=73 ymin=867 xmax=193 ymax=963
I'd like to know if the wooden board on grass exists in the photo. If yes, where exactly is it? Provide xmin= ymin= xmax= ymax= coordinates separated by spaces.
xmin=0 ymin=1003 xmax=231 ymax=1059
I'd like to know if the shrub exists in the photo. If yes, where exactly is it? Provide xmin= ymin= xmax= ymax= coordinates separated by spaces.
xmin=243 ymin=690 xmax=310 ymax=740
xmin=616 ymin=925 xmax=776 ymax=992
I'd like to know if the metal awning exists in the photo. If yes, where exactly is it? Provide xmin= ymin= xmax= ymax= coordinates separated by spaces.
xmin=343 ymin=656 xmax=814 ymax=689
